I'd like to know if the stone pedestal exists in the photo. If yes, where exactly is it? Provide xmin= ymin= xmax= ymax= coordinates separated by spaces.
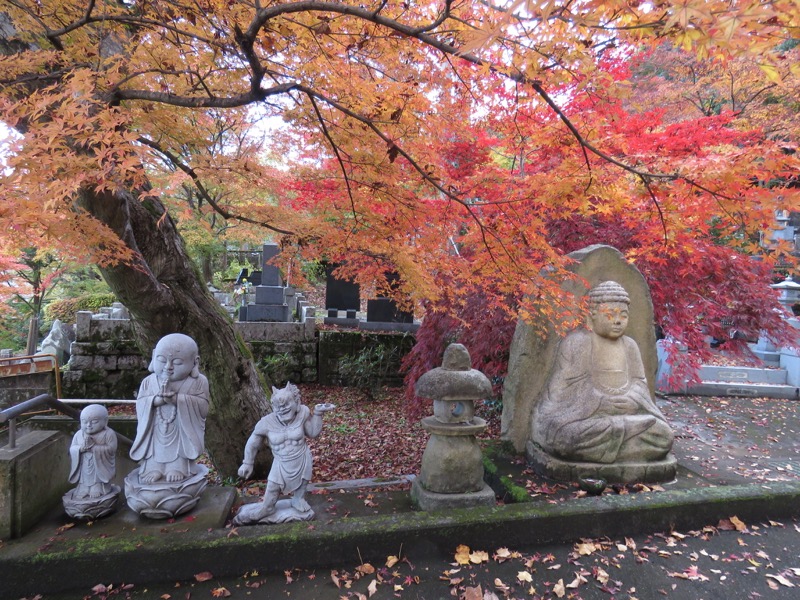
xmin=124 ymin=465 xmax=208 ymax=519
xmin=0 ymin=430 xmax=71 ymax=539
xmin=526 ymin=442 xmax=677 ymax=484
xmin=63 ymin=485 xmax=121 ymax=521
xmin=411 ymin=417 xmax=495 ymax=510
xmin=234 ymin=498 xmax=314 ymax=524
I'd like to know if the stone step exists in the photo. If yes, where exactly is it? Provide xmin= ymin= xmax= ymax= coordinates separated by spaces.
xmin=696 ymin=365 xmax=788 ymax=385
xmin=686 ymin=381 xmax=800 ymax=400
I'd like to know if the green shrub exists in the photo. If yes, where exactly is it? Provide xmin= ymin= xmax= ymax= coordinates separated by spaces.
xmin=44 ymin=293 xmax=118 ymax=325
xmin=258 ymin=353 xmax=296 ymax=387
xmin=338 ymin=343 xmax=404 ymax=395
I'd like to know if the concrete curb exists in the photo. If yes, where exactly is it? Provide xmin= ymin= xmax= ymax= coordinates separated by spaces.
xmin=5 ymin=480 xmax=800 ymax=598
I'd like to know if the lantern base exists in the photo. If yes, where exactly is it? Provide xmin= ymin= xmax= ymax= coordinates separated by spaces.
xmin=410 ymin=479 xmax=496 ymax=511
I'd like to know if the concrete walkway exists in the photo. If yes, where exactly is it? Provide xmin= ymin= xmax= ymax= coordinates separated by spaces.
xmin=3 ymin=395 xmax=800 ymax=599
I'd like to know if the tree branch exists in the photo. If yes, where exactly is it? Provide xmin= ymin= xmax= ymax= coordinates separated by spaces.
xmin=136 ymin=135 xmax=295 ymax=236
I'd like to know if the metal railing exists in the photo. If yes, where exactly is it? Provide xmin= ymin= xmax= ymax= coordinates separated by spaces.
xmin=0 ymin=393 xmax=133 ymax=450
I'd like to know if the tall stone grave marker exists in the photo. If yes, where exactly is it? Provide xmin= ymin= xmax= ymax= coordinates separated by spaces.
xmin=324 ymin=262 xmax=361 ymax=324
xmin=239 ymin=243 xmax=291 ymax=322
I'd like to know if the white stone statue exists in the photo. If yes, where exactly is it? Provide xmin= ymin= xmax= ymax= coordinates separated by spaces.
xmin=234 ymin=382 xmax=334 ymax=525
xmin=62 ymin=404 xmax=120 ymax=520
xmin=530 ymin=281 xmax=674 ymax=475
xmin=125 ymin=333 xmax=210 ymax=518
xmin=129 ymin=333 xmax=209 ymax=483
xmin=39 ymin=318 xmax=72 ymax=364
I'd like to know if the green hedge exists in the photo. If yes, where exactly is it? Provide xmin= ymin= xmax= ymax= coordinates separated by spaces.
xmin=44 ymin=293 xmax=118 ymax=324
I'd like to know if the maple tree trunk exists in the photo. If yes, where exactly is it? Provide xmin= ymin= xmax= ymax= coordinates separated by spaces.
xmin=78 ymin=186 xmax=271 ymax=478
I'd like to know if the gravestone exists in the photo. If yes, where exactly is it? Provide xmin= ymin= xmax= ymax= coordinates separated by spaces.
xmin=502 ymin=245 xmax=659 ymax=454
xmin=324 ymin=262 xmax=361 ymax=321
xmin=239 ymin=243 xmax=291 ymax=322
xmin=364 ymin=271 xmax=414 ymax=327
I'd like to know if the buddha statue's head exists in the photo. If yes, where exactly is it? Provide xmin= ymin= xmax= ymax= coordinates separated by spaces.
xmin=587 ymin=281 xmax=630 ymax=340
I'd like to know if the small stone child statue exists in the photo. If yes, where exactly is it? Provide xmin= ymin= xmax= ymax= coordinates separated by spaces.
xmin=63 ymin=404 xmax=120 ymax=520
xmin=234 ymin=382 xmax=334 ymax=525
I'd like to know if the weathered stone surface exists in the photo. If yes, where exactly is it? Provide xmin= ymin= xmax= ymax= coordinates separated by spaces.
xmin=415 ymin=344 xmax=492 ymax=408
xmin=412 ymin=344 xmax=495 ymax=510
xmin=526 ymin=442 xmax=677 ymax=484
xmin=0 ymin=431 xmax=71 ymax=539
xmin=417 ymin=420 xmax=486 ymax=493
xmin=502 ymin=245 xmax=659 ymax=454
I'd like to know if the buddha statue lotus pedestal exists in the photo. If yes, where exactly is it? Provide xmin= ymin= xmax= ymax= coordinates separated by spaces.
xmin=411 ymin=344 xmax=496 ymax=511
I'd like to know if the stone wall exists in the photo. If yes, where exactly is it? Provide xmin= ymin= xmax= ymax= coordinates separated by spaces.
xmin=61 ymin=312 xmax=148 ymax=399
xmin=57 ymin=310 xmax=415 ymax=399
xmin=238 ymin=318 xmax=319 ymax=386
xmin=0 ymin=356 xmax=59 ymax=409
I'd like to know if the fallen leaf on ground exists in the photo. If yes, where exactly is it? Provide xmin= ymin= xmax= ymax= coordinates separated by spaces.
xmin=194 ymin=572 xmax=213 ymax=582
xmin=463 ymin=585 xmax=483 ymax=600
xmin=517 ymin=571 xmax=533 ymax=583
xmin=455 ymin=544 xmax=471 ymax=565
xmin=469 ymin=550 xmax=490 ymax=564
xmin=576 ymin=541 xmax=599 ymax=555
xmin=730 ymin=516 xmax=748 ymax=532
xmin=567 ymin=572 xmax=588 ymax=588
xmin=766 ymin=574 xmax=796 ymax=587
xmin=553 ymin=578 xmax=566 ymax=598
xmin=210 ymin=587 xmax=231 ymax=598
xmin=356 ymin=563 xmax=375 ymax=575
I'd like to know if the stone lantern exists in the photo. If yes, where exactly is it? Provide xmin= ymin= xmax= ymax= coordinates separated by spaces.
xmin=771 ymin=276 xmax=800 ymax=313
xmin=410 ymin=344 xmax=496 ymax=510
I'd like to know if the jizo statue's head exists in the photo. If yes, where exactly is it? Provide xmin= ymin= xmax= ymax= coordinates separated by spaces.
xmin=587 ymin=281 xmax=630 ymax=341
xmin=149 ymin=333 xmax=200 ymax=381
xmin=80 ymin=404 xmax=109 ymax=435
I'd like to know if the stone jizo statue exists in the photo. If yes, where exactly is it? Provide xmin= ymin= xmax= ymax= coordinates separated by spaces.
xmin=129 ymin=333 xmax=209 ymax=483
xmin=70 ymin=404 xmax=117 ymax=498
xmin=531 ymin=281 xmax=674 ymax=466
xmin=63 ymin=404 xmax=120 ymax=520
xmin=125 ymin=333 xmax=210 ymax=519
xmin=234 ymin=382 xmax=334 ymax=525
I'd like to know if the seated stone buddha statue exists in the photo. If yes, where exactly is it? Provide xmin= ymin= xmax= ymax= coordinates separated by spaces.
xmin=530 ymin=280 xmax=674 ymax=465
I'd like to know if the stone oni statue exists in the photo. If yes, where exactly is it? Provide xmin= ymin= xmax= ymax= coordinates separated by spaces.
xmin=234 ymin=382 xmax=334 ymax=525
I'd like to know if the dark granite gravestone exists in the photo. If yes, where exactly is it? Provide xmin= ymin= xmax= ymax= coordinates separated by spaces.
xmin=239 ymin=243 xmax=290 ymax=322
xmin=323 ymin=262 xmax=361 ymax=325
xmin=324 ymin=263 xmax=361 ymax=312
xmin=366 ymin=271 xmax=412 ymax=323
xmin=366 ymin=298 xmax=413 ymax=323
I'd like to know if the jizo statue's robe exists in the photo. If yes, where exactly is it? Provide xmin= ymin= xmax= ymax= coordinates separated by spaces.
xmin=130 ymin=373 xmax=209 ymax=464
xmin=69 ymin=427 xmax=117 ymax=486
